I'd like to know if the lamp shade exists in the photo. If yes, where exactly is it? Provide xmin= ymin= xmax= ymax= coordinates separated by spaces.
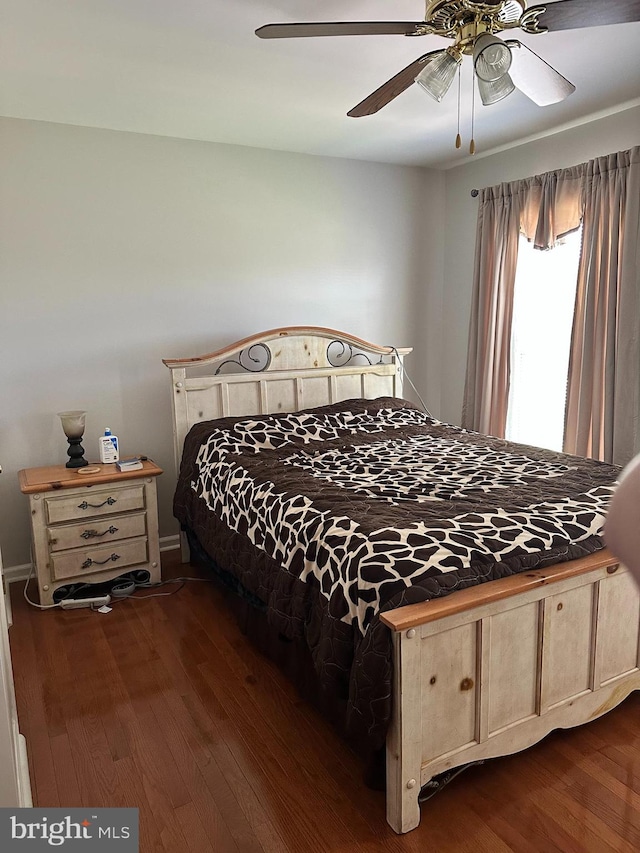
xmin=415 ymin=49 xmax=461 ymax=102
xmin=477 ymin=72 xmax=516 ymax=105
xmin=473 ymin=33 xmax=512 ymax=82
xmin=57 ymin=410 xmax=87 ymax=439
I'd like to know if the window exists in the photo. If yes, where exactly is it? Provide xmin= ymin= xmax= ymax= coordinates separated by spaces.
xmin=505 ymin=227 xmax=582 ymax=452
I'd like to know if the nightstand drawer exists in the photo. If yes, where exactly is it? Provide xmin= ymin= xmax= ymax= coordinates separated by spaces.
xmin=44 ymin=485 xmax=145 ymax=524
xmin=50 ymin=537 xmax=149 ymax=581
xmin=47 ymin=512 xmax=147 ymax=552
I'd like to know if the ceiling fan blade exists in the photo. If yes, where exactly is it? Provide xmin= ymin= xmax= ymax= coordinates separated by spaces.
xmin=256 ymin=22 xmax=426 ymax=39
xmin=524 ymin=0 xmax=640 ymax=32
xmin=508 ymin=41 xmax=575 ymax=106
xmin=347 ymin=52 xmax=443 ymax=117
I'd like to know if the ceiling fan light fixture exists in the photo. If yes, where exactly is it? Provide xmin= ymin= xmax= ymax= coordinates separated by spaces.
xmin=477 ymin=72 xmax=516 ymax=105
xmin=414 ymin=48 xmax=461 ymax=102
xmin=473 ymin=33 xmax=512 ymax=82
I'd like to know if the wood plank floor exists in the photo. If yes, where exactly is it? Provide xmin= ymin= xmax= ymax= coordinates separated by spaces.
xmin=9 ymin=549 xmax=640 ymax=852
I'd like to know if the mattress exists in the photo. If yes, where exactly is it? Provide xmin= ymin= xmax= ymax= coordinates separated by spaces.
xmin=173 ymin=397 xmax=619 ymax=750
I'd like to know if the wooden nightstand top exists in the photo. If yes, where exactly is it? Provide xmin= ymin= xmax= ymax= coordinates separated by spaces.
xmin=18 ymin=459 xmax=163 ymax=494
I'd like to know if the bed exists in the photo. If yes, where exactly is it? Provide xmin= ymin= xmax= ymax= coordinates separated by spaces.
xmin=163 ymin=326 xmax=640 ymax=834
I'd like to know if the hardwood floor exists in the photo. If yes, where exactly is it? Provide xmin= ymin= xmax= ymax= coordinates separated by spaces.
xmin=9 ymin=549 xmax=640 ymax=852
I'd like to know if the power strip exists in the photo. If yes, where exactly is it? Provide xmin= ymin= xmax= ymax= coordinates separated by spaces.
xmin=59 ymin=595 xmax=111 ymax=610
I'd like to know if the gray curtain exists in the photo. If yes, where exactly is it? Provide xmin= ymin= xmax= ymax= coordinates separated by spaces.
xmin=462 ymin=183 xmax=521 ymax=436
xmin=463 ymin=147 xmax=639 ymax=462
xmin=564 ymin=147 xmax=640 ymax=464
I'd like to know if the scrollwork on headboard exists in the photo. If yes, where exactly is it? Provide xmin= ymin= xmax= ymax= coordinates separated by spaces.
xmin=214 ymin=342 xmax=272 ymax=375
xmin=326 ymin=340 xmax=386 ymax=368
xmin=203 ymin=335 xmax=392 ymax=374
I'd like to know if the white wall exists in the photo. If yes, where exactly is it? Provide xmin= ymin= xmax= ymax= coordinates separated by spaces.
xmin=0 ymin=117 xmax=443 ymax=568
xmin=439 ymin=105 xmax=640 ymax=425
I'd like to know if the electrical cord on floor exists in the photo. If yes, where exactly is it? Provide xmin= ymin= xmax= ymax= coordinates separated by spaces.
xmin=117 ymin=577 xmax=187 ymax=600
xmin=21 ymin=558 xmax=218 ymax=611
xmin=22 ymin=561 xmax=92 ymax=610
xmin=86 ymin=575 xmax=224 ymax=609
xmin=115 ymin=576 xmax=219 ymax=602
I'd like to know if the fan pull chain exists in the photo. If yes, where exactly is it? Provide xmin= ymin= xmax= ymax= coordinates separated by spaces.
xmin=470 ymin=72 xmax=476 ymax=155
xmin=455 ymin=66 xmax=462 ymax=150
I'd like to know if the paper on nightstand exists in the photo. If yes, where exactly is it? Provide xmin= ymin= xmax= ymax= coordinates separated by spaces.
xmin=116 ymin=458 xmax=143 ymax=472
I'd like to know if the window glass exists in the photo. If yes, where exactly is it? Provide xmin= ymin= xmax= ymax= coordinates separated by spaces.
xmin=505 ymin=228 xmax=582 ymax=451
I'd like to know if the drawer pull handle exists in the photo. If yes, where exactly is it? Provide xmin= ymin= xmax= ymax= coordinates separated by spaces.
xmin=78 ymin=497 xmax=117 ymax=510
xmin=81 ymin=526 xmax=119 ymax=540
xmin=81 ymin=553 xmax=121 ymax=569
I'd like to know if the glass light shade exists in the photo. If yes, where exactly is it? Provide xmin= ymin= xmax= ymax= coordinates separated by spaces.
xmin=415 ymin=49 xmax=461 ymax=102
xmin=473 ymin=33 xmax=512 ymax=82
xmin=477 ymin=73 xmax=516 ymax=105
xmin=58 ymin=410 xmax=87 ymax=439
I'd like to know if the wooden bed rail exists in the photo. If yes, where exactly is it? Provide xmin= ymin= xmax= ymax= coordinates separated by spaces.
xmin=381 ymin=549 xmax=618 ymax=632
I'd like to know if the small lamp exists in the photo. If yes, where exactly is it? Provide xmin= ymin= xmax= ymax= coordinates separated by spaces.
xmin=58 ymin=410 xmax=88 ymax=468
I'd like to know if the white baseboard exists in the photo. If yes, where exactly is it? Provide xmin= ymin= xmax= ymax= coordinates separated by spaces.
xmin=2 ymin=563 xmax=31 ymax=585
xmin=159 ymin=534 xmax=181 ymax=553
xmin=2 ymin=534 xmax=181 ymax=586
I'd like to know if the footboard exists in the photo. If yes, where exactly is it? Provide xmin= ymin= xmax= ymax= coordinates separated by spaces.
xmin=381 ymin=550 xmax=640 ymax=833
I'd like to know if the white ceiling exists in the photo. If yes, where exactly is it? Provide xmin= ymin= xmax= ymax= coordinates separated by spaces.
xmin=2 ymin=0 xmax=639 ymax=168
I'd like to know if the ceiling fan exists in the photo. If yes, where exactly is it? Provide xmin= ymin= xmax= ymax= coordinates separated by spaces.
xmin=256 ymin=1 xmax=640 ymax=139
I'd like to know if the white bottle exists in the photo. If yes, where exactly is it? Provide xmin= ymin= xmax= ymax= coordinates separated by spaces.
xmin=99 ymin=427 xmax=120 ymax=463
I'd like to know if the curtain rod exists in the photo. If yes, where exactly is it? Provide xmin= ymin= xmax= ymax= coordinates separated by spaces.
xmin=471 ymin=189 xmax=479 ymax=198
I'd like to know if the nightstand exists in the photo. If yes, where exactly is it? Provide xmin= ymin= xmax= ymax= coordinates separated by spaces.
xmin=19 ymin=461 xmax=163 ymax=606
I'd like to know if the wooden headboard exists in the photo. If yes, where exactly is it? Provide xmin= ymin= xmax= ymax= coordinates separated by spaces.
xmin=163 ymin=325 xmax=412 ymax=477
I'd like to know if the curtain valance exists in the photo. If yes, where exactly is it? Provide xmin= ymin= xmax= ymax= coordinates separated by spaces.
xmin=519 ymin=167 xmax=583 ymax=250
